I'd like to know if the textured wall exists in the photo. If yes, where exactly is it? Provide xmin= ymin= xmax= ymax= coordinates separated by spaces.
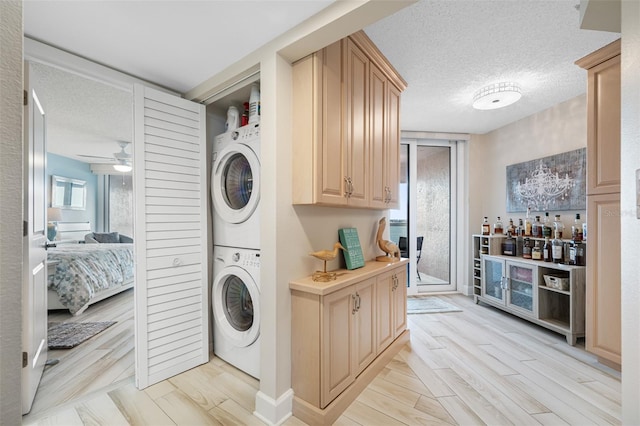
xmin=0 ymin=1 xmax=23 ymax=423
xmin=416 ymin=146 xmax=450 ymax=281
xmin=621 ymin=4 xmax=640 ymax=423
xmin=109 ymin=174 xmax=133 ymax=236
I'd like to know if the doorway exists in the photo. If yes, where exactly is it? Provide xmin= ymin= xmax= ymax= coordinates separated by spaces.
xmin=393 ymin=136 xmax=464 ymax=294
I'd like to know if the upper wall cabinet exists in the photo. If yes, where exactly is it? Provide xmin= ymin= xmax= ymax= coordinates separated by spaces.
xmin=292 ymin=31 xmax=406 ymax=209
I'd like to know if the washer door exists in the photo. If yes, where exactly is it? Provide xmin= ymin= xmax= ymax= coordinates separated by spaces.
xmin=212 ymin=265 xmax=260 ymax=347
xmin=211 ymin=143 xmax=260 ymax=224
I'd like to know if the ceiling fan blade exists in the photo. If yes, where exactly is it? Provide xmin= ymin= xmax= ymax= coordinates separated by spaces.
xmin=77 ymin=154 xmax=114 ymax=161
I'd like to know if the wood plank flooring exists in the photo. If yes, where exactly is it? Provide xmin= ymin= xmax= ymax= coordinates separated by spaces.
xmin=23 ymin=293 xmax=621 ymax=425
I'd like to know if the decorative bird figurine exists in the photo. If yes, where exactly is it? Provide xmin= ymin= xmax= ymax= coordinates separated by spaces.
xmin=310 ymin=242 xmax=346 ymax=282
xmin=376 ymin=217 xmax=400 ymax=262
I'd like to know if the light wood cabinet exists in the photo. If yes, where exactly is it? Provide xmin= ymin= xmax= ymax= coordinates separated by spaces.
xmin=576 ymin=39 xmax=621 ymax=368
xmin=292 ymin=31 xmax=406 ymax=209
xmin=290 ymin=261 xmax=410 ymax=425
xmin=375 ymin=265 xmax=406 ymax=352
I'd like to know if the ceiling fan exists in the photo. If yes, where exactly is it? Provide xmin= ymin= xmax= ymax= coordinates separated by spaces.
xmin=77 ymin=141 xmax=132 ymax=172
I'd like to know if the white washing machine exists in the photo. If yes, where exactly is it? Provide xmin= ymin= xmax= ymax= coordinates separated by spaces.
xmin=212 ymin=245 xmax=260 ymax=379
xmin=211 ymin=122 xmax=260 ymax=250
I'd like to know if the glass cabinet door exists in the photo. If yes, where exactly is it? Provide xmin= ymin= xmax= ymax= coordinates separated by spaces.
xmin=482 ymin=257 xmax=504 ymax=301
xmin=506 ymin=263 xmax=534 ymax=314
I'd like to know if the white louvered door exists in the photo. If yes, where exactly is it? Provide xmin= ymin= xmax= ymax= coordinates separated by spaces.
xmin=133 ymin=84 xmax=208 ymax=388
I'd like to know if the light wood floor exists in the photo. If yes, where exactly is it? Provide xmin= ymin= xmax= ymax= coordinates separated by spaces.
xmin=23 ymin=293 xmax=621 ymax=425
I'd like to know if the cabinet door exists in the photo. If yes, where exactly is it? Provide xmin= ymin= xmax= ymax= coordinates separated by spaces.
xmin=369 ymin=63 xmax=387 ymax=209
xmin=586 ymin=54 xmax=620 ymax=195
xmin=386 ymin=83 xmax=401 ymax=208
xmin=353 ymin=278 xmax=376 ymax=375
xmin=321 ymin=285 xmax=354 ymax=407
xmin=586 ymin=193 xmax=621 ymax=364
xmin=344 ymin=38 xmax=369 ymax=207
xmin=482 ymin=257 xmax=504 ymax=303
xmin=318 ymin=40 xmax=348 ymax=205
xmin=375 ymin=269 xmax=395 ymax=353
xmin=506 ymin=262 xmax=535 ymax=316
xmin=392 ymin=267 xmax=407 ymax=337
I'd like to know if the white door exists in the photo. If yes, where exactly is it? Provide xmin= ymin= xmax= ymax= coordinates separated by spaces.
xmin=22 ymin=63 xmax=49 ymax=414
xmin=133 ymin=84 xmax=209 ymax=388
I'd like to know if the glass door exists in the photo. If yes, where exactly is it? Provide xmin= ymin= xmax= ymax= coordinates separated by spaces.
xmin=506 ymin=262 xmax=535 ymax=315
xmin=483 ymin=256 xmax=504 ymax=302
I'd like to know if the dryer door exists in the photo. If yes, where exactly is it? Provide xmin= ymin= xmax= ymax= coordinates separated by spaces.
xmin=211 ymin=143 xmax=260 ymax=224
xmin=212 ymin=265 xmax=260 ymax=347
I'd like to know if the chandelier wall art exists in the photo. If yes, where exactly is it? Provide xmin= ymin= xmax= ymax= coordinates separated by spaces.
xmin=506 ymin=148 xmax=586 ymax=213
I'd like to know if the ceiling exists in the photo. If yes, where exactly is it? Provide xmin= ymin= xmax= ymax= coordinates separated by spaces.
xmin=24 ymin=0 xmax=620 ymax=164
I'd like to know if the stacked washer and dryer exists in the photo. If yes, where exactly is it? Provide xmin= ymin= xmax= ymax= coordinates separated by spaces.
xmin=211 ymin=119 xmax=261 ymax=379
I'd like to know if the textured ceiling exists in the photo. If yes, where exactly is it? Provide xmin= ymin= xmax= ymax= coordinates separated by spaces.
xmin=364 ymin=0 xmax=619 ymax=134
xmin=25 ymin=0 xmax=620 ymax=163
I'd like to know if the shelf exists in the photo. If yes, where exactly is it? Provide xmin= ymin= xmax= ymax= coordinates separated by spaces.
xmin=538 ymin=285 xmax=570 ymax=296
xmin=511 ymin=289 xmax=532 ymax=298
xmin=539 ymin=317 xmax=570 ymax=332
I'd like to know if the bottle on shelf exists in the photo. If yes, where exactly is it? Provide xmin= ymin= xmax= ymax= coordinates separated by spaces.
xmin=571 ymin=239 xmax=585 ymax=266
xmin=524 ymin=207 xmax=532 ymax=236
xmin=241 ymin=102 xmax=250 ymax=126
xmin=543 ymin=236 xmax=552 ymax=262
xmin=482 ymin=216 xmax=490 ymax=235
xmin=542 ymin=212 xmax=552 ymax=238
xmin=516 ymin=219 xmax=524 ymax=256
xmin=532 ymin=215 xmax=543 ymax=238
xmin=507 ymin=218 xmax=516 ymax=235
xmin=493 ymin=216 xmax=504 ymax=235
xmin=522 ymin=238 xmax=532 ymax=259
xmin=571 ymin=213 xmax=583 ymax=241
xmin=249 ymin=83 xmax=260 ymax=123
xmin=516 ymin=218 xmax=524 ymax=236
xmin=553 ymin=214 xmax=564 ymax=239
xmin=502 ymin=232 xmax=516 ymax=256
xmin=552 ymin=230 xmax=563 ymax=264
xmin=532 ymin=240 xmax=542 ymax=260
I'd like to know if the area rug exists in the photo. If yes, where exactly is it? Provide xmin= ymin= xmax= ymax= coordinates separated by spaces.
xmin=48 ymin=321 xmax=116 ymax=349
xmin=407 ymin=297 xmax=462 ymax=314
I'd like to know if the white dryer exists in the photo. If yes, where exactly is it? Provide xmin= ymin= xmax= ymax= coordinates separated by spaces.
xmin=212 ymin=245 xmax=260 ymax=379
xmin=211 ymin=122 xmax=260 ymax=250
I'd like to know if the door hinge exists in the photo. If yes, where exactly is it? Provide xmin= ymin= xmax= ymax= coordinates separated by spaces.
xmin=23 ymin=220 xmax=28 ymax=237
xmin=23 ymin=351 xmax=28 ymax=368
xmin=24 ymin=90 xmax=28 ymax=106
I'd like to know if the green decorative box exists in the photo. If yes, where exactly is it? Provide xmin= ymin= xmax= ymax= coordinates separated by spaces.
xmin=338 ymin=228 xmax=365 ymax=270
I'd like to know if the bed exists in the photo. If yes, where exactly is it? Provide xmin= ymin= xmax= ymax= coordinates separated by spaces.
xmin=47 ymin=222 xmax=134 ymax=315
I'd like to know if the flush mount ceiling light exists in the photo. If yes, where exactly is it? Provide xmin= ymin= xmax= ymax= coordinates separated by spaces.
xmin=473 ymin=82 xmax=522 ymax=110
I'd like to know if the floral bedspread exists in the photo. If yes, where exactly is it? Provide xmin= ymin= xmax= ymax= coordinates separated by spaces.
xmin=47 ymin=243 xmax=134 ymax=315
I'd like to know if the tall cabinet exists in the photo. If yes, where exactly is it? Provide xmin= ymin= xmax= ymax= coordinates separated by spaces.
xmin=576 ymin=39 xmax=621 ymax=368
xmin=292 ymin=31 xmax=407 ymax=209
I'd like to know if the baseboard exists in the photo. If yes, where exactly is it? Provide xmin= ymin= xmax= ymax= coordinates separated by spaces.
xmin=253 ymin=388 xmax=294 ymax=426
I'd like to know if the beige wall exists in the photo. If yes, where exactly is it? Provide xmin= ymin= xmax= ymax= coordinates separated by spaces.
xmin=621 ymin=2 xmax=640 ymax=423
xmin=467 ymin=95 xmax=588 ymax=292
xmin=0 ymin=1 xmax=23 ymax=423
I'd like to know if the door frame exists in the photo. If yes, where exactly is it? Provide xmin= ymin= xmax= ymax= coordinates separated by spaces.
xmin=400 ymin=131 xmax=469 ymax=296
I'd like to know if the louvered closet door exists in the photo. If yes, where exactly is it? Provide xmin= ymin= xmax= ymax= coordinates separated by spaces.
xmin=133 ymin=84 xmax=208 ymax=388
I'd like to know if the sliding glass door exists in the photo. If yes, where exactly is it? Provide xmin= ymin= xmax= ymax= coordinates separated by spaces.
xmin=392 ymin=138 xmax=459 ymax=294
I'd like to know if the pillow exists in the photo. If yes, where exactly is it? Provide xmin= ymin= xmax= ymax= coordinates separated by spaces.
xmin=93 ymin=232 xmax=120 ymax=243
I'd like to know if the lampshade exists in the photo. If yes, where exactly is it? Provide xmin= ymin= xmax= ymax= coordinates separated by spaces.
xmin=47 ymin=207 xmax=63 ymax=222
xmin=473 ymin=82 xmax=522 ymax=110
xmin=113 ymin=159 xmax=132 ymax=173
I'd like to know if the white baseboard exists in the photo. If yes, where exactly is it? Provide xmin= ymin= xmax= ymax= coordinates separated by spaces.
xmin=253 ymin=388 xmax=294 ymax=426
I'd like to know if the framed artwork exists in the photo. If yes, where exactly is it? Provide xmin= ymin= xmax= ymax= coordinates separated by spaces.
xmin=506 ymin=148 xmax=586 ymax=213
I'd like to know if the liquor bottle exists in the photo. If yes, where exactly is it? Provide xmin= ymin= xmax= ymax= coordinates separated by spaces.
xmin=516 ymin=218 xmax=524 ymax=236
xmin=507 ymin=218 xmax=516 ymax=235
xmin=542 ymin=212 xmax=552 ymax=238
xmin=502 ymin=232 xmax=516 ymax=256
xmin=543 ymin=237 xmax=552 ymax=262
xmin=522 ymin=238 xmax=532 ymax=259
xmin=531 ymin=240 xmax=542 ymax=260
xmin=573 ymin=240 xmax=585 ymax=266
xmin=482 ymin=216 xmax=490 ymax=235
xmin=516 ymin=219 xmax=524 ymax=256
xmin=554 ymin=214 xmax=564 ymax=239
xmin=532 ymin=216 xmax=543 ymax=238
xmin=571 ymin=213 xmax=583 ymax=241
xmin=524 ymin=207 xmax=532 ymax=236
xmin=552 ymin=230 xmax=563 ymax=264
xmin=493 ymin=216 xmax=503 ymax=235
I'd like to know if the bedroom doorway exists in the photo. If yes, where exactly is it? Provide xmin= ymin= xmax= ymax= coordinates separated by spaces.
xmin=23 ymin=60 xmax=136 ymax=416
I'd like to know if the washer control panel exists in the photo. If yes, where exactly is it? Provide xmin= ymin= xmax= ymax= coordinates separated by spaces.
xmin=232 ymin=251 xmax=260 ymax=269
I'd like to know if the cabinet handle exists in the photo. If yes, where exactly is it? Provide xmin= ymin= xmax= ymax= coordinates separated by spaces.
xmin=352 ymin=294 xmax=358 ymax=314
xmin=356 ymin=293 xmax=361 ymax=311
xmin=349 ymin=178 xmax=354 ymax=197
xmin=384 ymin=186 xmax=391 ymax=204
xmin=344 ymin=177 xmax=350 ymax=198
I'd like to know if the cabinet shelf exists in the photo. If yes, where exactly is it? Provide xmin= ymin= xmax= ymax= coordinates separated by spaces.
xmin=538 ymin=285 xmax=570 ymax=296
